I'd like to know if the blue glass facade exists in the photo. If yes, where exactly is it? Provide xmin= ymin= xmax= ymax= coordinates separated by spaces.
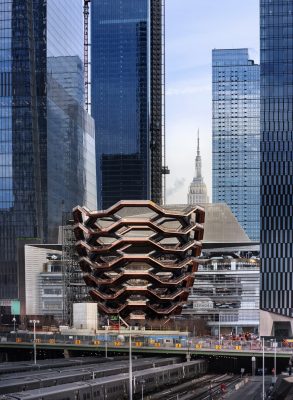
xmin=0 ymin=0 xmax=96 ymax=301
xmin=260 ymin=0 xmax=293 ymax=317
xmin=47 ymin=0 xmax=83 ymax=60
xmin=46 ymin=0 xmax=97 ymax=240
xmin=47 ymin=56 xmax=96 ymax=241
xmin=212 ymin=49 xmax=260 ymax=241
xmin=91 ymin=0 xmax=163 ymax=208
xmin=0 ymin=0 xmax=46 ymax=299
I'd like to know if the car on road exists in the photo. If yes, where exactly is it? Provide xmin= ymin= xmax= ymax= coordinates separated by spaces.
xmin=257 ymin=367 xmax=268 ymax=375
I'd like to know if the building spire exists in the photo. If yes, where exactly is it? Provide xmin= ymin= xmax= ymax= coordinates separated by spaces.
xmin=195 ymin=129 xmax=202 ymax=179
xmin=187 ymin=128 xmax=209 ymax=205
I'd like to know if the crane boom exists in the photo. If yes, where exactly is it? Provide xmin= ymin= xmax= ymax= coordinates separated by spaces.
xmin=83 ymin=0 xmax=90 ymax=111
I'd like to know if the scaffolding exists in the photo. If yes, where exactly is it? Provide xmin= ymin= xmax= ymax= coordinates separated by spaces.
xmin=62 ymin=214 xmax=89 ymax=326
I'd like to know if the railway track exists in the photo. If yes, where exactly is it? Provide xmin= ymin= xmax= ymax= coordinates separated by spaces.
xmin=146 ymin=374 xmax=231 ymax=399
xmin=170 ymin=375 xmax=242 ymax=400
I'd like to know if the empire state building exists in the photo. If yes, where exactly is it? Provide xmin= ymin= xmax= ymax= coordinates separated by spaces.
xmin=187 ymin=131 xmax=209 ymax=205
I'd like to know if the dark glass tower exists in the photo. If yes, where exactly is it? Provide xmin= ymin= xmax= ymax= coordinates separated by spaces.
xmin=0 ymin=0 xmax=45 ymax=301
xmin=212 ymin=49 xmax=260 ymax=241
xmin=91 ymin=0 xmax=164 ymax=209
xmin=260 ymin=0 xmax=293 ymax=329
xmin=0 ymin=0 xmax=96 ymax=305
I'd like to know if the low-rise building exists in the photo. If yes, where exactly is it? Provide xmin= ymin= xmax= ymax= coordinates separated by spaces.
xmin=168 ymin=203 xmax=260 ymax=335
xmin=24 ymin=244 xmax=64 ymax=322
xmin=183 ymin=246 xmax=259 ymax=335
xmin=40 ymin=255 xmax=64 ymax=317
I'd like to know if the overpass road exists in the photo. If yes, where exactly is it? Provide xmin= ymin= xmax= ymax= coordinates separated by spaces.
xmin=0 ymin=339 xmax=292 ymax=359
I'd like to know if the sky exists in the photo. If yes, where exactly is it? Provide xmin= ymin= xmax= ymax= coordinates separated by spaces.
xmin=165 ymin=0 xmax=259 ymax=204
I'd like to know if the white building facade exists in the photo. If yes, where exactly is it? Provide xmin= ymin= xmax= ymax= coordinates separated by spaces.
xmin=24 ymin=245 xmax=63 ymax=319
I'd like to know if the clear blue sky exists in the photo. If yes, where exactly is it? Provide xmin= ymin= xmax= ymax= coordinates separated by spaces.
xmin=165 ymin=0 xmax=259 ymax=204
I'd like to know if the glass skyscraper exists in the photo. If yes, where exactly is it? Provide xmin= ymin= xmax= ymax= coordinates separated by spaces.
xmin=212 ymin=49 xmax=260 ymax=241
xmin=0 ymin=0 xmax=96 ymax=306
xmin=260 ymin=0 xmax=293 ymax=336
xmin=91 ymin=0 xmax=164 ymax=209
xmin=47 ymin=55 xmax=96 ymax=241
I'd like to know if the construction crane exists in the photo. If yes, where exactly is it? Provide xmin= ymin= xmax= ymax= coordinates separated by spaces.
xmin=83 ymin=0 xmax=90 ymax=112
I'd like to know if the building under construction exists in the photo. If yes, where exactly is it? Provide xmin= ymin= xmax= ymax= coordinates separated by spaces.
xmin=90 ymin=0 xmax=168 ymax=209
xmin=62 ymin=219 xmax=90 ymax=326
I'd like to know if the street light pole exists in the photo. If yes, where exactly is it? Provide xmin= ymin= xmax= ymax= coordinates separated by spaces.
xmin=129 ymin=329 xmax=133 ymax=400
xmin=29 ymin=319 xmax=39 ymax=365
xmin=262 ymin=337 xmax=265 ymax=400
xmin=271 ymin=338 xmax=277 ymax=384
xmin=218 ymin=312 xmax=221 ymax=344
xmin=104 ymin=317 xmax=109 ymax=359
xmin=12 ymin=317 xmax=16 ymax=333
xmin=140 ymin=379 xmax=145 ymax=400
xmin=105 ymin=327 xmax=108 ymax=359
xmin=251 ymin=356 xmax=256 ymax=376
xmin=187 ymin=337 xmax=191 ymax=362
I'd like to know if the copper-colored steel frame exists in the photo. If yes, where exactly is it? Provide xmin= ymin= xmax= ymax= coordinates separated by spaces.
xmin=73 ymin=200 xmax=205 ymax=320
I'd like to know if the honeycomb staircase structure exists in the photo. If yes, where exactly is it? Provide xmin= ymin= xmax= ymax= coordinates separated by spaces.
xmin=73 ymin=200 xmax=205 ymax=320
